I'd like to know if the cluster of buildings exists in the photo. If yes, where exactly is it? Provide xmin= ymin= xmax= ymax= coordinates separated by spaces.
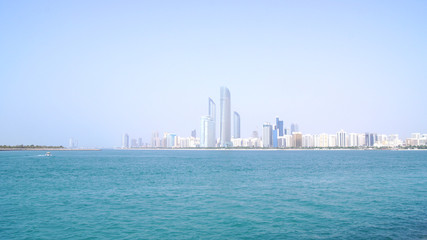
xmin=121 ymin=134 xmax=148 ymax=149
xmin=405 ymin=133 xmax=427 ymax=147
xmin=121 ymin=87 xmax=427 ymax=149
xmin=200 ymin=87 xmax=236 ymax=148
xmin=149 ymin=131 xmax=199 ymax=148
xmin=240 ymin=127 xmax=405 ymax=148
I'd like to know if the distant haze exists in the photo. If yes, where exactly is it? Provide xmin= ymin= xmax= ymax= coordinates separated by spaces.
xmin=1 ymin=1 xmax=426 ymax=147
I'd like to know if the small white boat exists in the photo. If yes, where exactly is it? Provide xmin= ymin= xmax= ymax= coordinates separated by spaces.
xmin=45 ymin=152 xmax=52 ymax=156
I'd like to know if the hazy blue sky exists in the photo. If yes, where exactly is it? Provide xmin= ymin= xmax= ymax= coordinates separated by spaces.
xmin=1 ymin=1 xmax=426 ymax=147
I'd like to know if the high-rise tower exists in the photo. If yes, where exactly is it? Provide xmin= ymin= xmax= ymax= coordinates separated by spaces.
xmin=122 ymin=133 xmax=129 ymax=149
xmin=209 ymin=98 xmax=216 ymax=121
xmin=262 ymin=123 xmax=272 ymax=148
xmin=275 ymin=117 xmax=284 ymax=136
xmin=233 ymin=111 xmax=240 ymax=138
xmin=337 ymin=129 xmax=347 ymax=147
xmin=220 ymin=87 xmax=232 ymax=147
xmin=208 ymin=98 xmax=216 ymax=143
xmin=291 ymin=123 xmax=299 ymax=134
xmin=200 ymin=116 xmax=215 ymax=147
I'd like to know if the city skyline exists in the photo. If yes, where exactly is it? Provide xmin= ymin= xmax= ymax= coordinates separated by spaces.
xmin=1 ymin=1 xmax=426 ymax=147
xmin=128 ymin=86 xmax=426 ymax=149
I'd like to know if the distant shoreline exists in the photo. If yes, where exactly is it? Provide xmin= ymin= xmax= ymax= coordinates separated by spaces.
xmin=0 ymin=148 xmax=101 ymax=151
xmin=2 ymin=148 xmax=425 ymax=152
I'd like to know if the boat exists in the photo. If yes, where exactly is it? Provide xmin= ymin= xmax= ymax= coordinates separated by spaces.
xmin=45 ymin=152 xmax=52 ymax=156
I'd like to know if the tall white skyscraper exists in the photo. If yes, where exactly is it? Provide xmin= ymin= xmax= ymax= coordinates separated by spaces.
xmin=200 ymin=116 xmax=215 ymax=147
xmin=209 ymin=98 xmax=216 ymax=120
xmin=233 ymin=111 xmax=240 ymax=138
xmin=122 ymin=133 xmax=129 ymax=149
xmin=220 ymin=87 xmax=232 ymax=147
xmin=208 ymin=98 xmax=216 ymax=143
xmin=262 ymin=123 xmax=272 ymax=148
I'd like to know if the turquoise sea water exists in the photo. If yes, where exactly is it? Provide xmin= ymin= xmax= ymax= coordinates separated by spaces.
xmin=0 ymin=150 xmax=426 ymax=239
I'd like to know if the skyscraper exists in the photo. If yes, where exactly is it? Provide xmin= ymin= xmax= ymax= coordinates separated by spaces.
xmin=122 ymin=133 xmax=129 ymax=149
xmin=275 ymin=117 xmax=284 ymax=136
xmin=220 ymin=87 xmax=232 ymax=147
xmin=262 ymin=123 xmax=272 ymax=148
xmin=151 ymin=131 xmax=160 ymax=148
xmin=291 ymin=123 xmax=299 ymax=134
xmin=233 ymin=111 xmax=240 ymax=138
xmin=208 ymin=98 xmax=216 ymax=142
xmin=191 ymin=129 xmax=196 ymax=138
xmin=272 ymin=128 xmax=278 ymax=148
xmin=209 ymin=98 xmax=216 ymax=120
xmin=200 ymin=116 xmax=215 ymax=147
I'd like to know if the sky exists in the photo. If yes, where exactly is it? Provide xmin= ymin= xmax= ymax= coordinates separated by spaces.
xmin=0 ymin=0 xmax=426 ymax=147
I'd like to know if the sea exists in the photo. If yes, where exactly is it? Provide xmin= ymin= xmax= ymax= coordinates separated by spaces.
xmin=0 ymin=150 xmax=426 ymax=239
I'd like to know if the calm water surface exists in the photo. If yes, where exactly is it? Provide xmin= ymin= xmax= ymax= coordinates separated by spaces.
xmin=1 ymin=150 xmax=426 ymax=239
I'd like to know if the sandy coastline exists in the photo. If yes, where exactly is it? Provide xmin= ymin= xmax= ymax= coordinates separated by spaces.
xmin=0 ymin=148 xmax=101 ymax=151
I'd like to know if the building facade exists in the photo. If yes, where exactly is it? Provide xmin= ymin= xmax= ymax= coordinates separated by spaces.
xmin=293 ymin=132 xmax=302 ymax=148
xmin=122 ymin=133 xmax=129 ymax=149
xmin=262 ymin=123 xmax=272 ymax=148
xmin=200 ymin=116 xmax=216 ymax=147
xmin=276 ymin=117 xmax=284 ymax=136
xmin=233 ymin=111 xmax=240 ymax=138
xmin=208 ymin=98 xmax=216 ymax=142
xmin=337 ymin=129 xmax=347 ymax=147
xmin=220 ymin=87 xmax=232 ymax=147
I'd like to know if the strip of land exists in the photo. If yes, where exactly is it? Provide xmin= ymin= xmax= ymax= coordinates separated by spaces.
xmin=0 ymin=145 xmax=100 ymax=151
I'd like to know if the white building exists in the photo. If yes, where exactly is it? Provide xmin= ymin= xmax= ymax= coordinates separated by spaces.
xmin=375 ymin=134 xmax=388 ymax=147
xmin=337 ymin=130 xmax=347 ymax=147
xmin=220 ymin=87 xmax=232 ymax=147
xmin=405 ymin=133 xmax=427 ymax=146
xmin=315 ymin=133 xmax=329 ymax=147
xmin=302 ymin=134 xmax=314 ymax=148
xmin=357 ymin=133 xmax=366 ymax=147
xmin=277 ymin=136 xmax=286 ymax=148
xmin=248 ymin=138 xmax=262 ymax=147
xmin=284 ymin=135 xmax=293 ymax=148
xmin=232 ymin=138 xmax=243 ymax=147
xmin=387 ymin=134 xmax=401 ymax=147
xmin=348 ymin=133 xmax=359 ymax=147
xmin=231 ymin=137 xmax=262 ymax=147
xmin=328 ymin=134 xmax=337 ymax=147
xmin=200 ymin=116 xmax=216 ymax=147
xmin=262 ymin=123 xmax=273 ymax=148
